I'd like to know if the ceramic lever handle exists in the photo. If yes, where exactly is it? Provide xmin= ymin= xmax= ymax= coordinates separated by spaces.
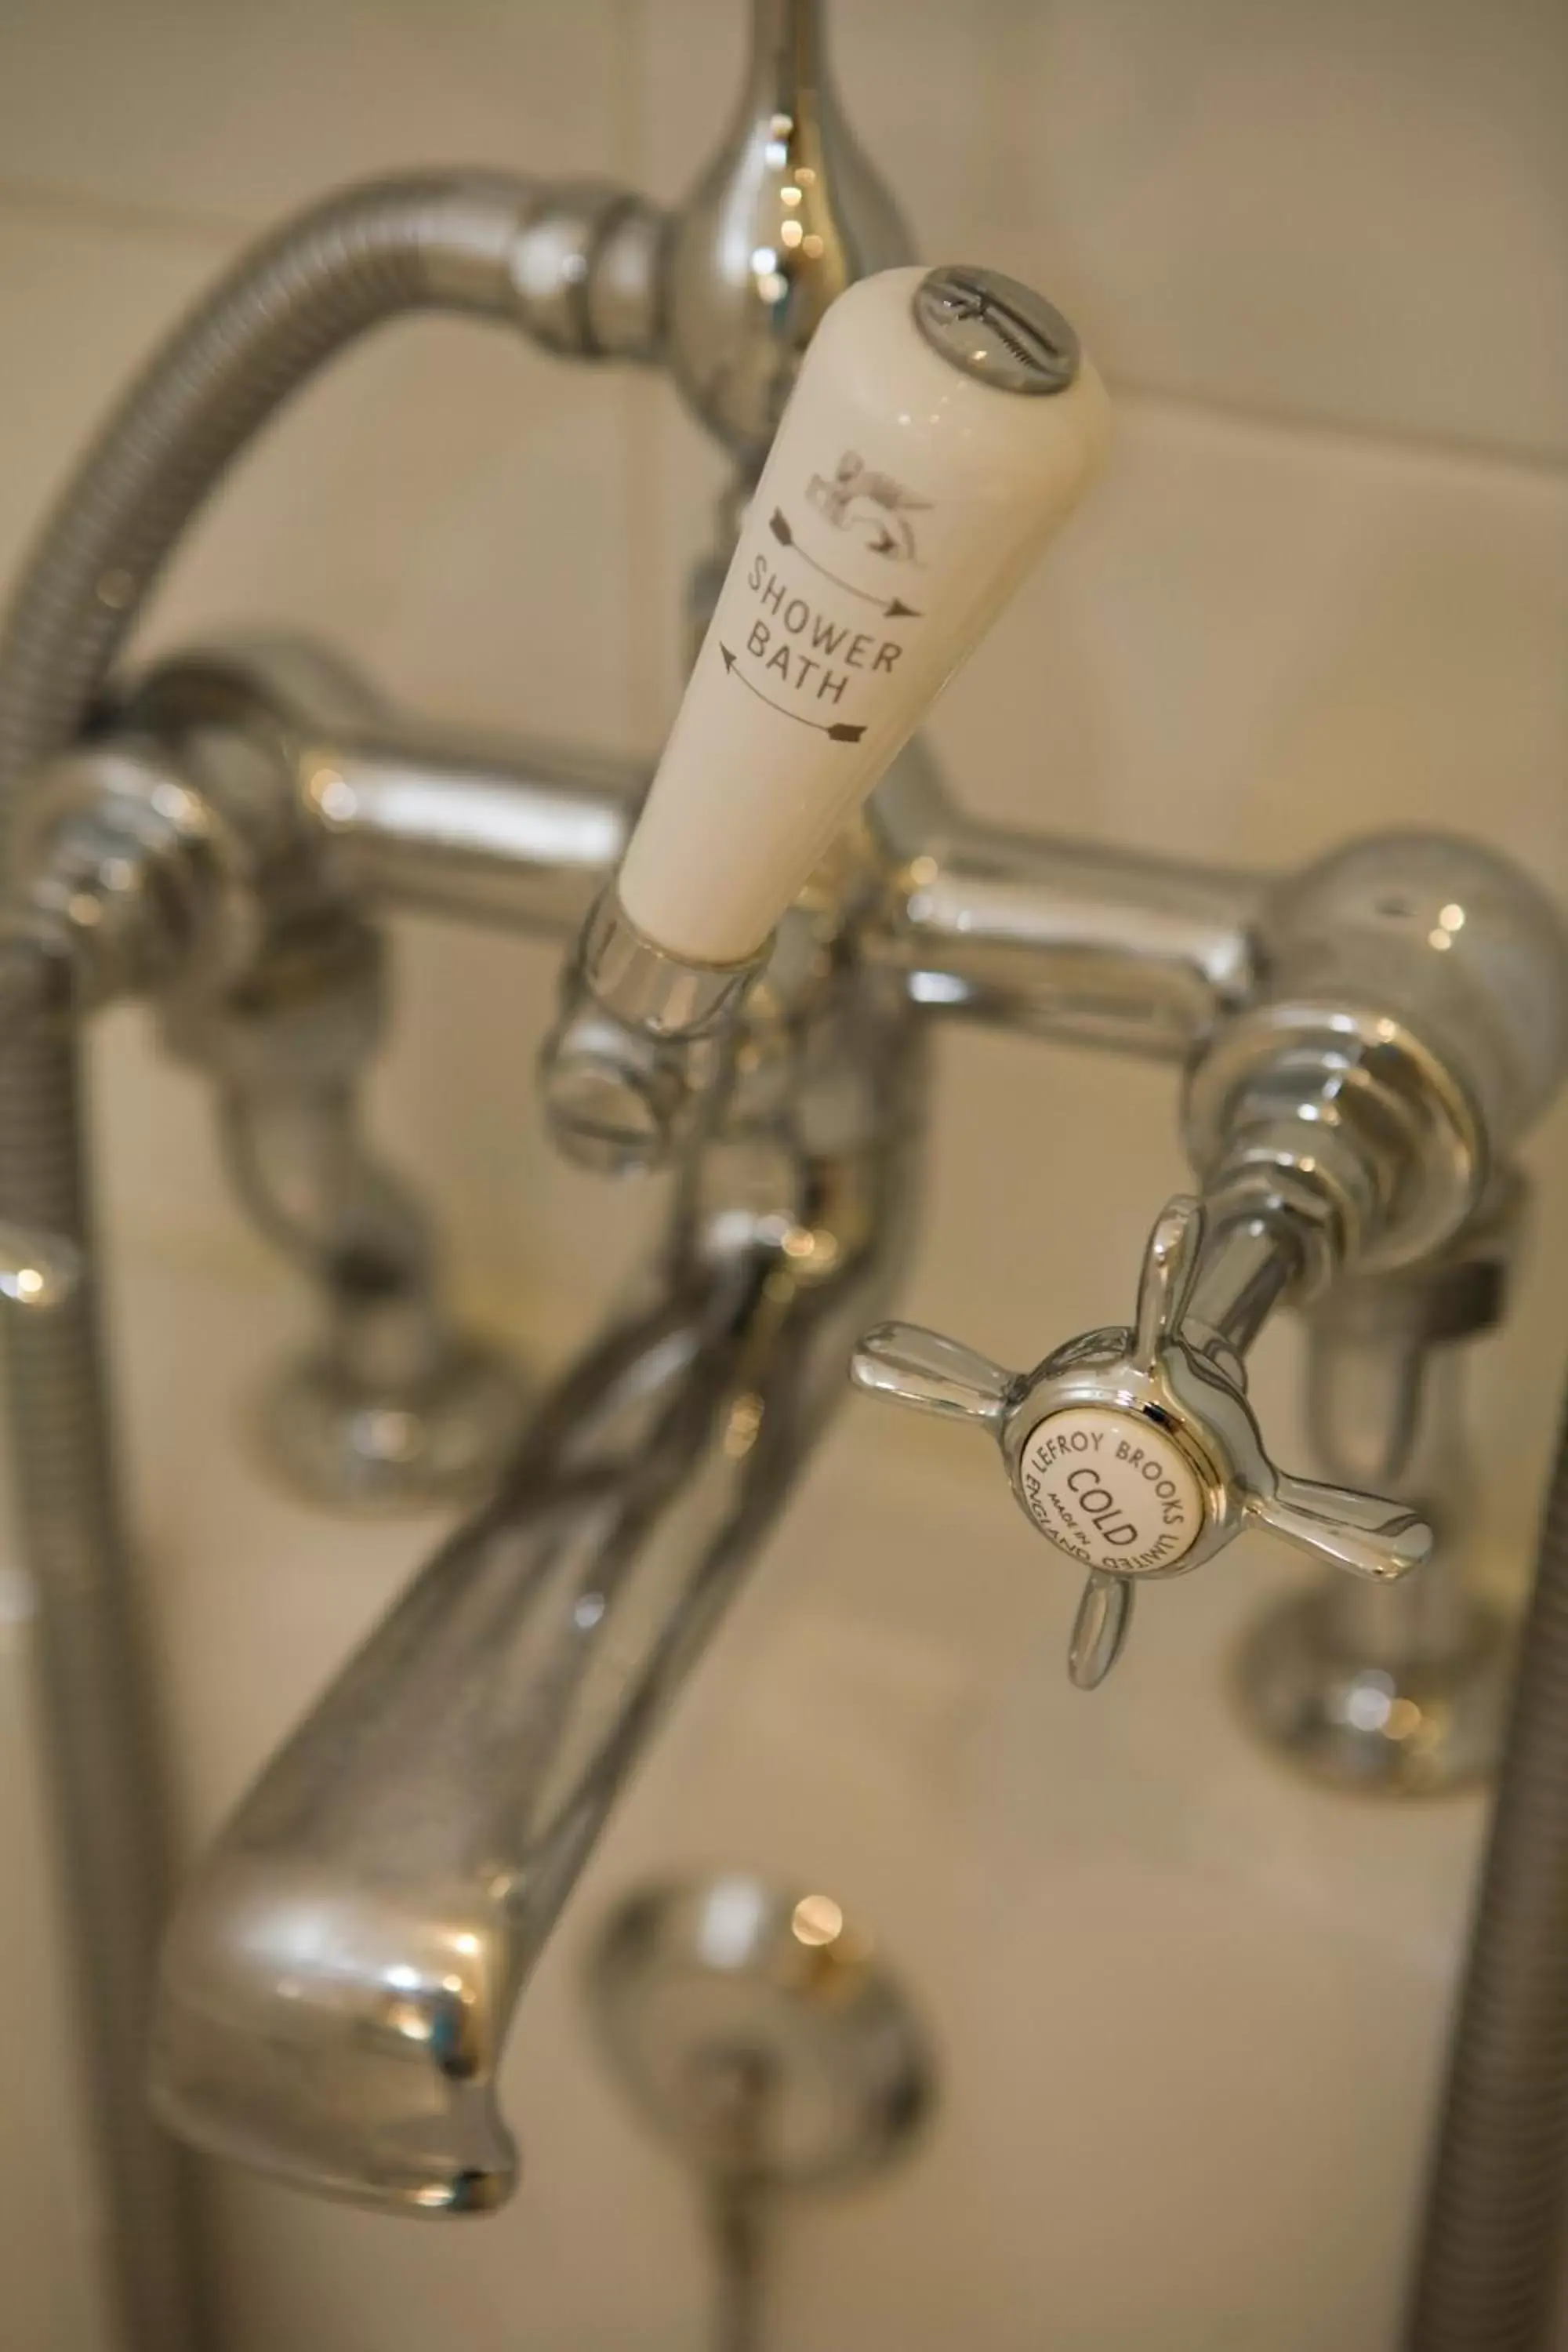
xmin=616 ymin=263 xmax=1110 ymax=967
xmin=851 ymin=1196 xmax=1432 ymax=1690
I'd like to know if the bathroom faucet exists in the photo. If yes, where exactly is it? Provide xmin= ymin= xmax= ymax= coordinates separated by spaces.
xmin=3 ymin=6 xmax=1567 ymax=2347
xmin=152 ymin=253 xmax=1111 ymax=2209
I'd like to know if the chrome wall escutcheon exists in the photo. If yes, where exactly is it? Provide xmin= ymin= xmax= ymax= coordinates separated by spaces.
xmin=588 ymin=1872 xmax=935 ymax=2352
xmin=588 ymin=1873 xmax=935 ymax=2194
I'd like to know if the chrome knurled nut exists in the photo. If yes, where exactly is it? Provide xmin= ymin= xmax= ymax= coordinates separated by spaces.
xmin=1183 ymin=1003 xmax=1486 ymax=1279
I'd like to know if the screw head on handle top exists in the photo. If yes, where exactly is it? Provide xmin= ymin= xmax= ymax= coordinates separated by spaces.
xmin=851 ymin=1194 xmax=1432 ymax=1690
xmin=912 ymin=266 xmax=1081 ymax=396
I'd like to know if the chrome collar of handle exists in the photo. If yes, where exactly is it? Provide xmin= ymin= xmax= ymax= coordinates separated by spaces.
xmin=851 ymin=1195 xmax=1432 ymax=1691
xmin=579 ymin=885 xmax=766 ymax=1040
xmin=538 ymin=887 xmax=771 ymax=1175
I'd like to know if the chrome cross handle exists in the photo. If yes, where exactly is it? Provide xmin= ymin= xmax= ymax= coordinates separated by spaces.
xmin=851 ymin=1196 xmax=1432 ymax=1689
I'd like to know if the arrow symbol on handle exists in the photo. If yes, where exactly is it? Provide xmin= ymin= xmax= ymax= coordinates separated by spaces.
xmin=718 ymin=644 xmax=866 ymax=742
xmin=768 ymin=509 xmax=922 ymax=621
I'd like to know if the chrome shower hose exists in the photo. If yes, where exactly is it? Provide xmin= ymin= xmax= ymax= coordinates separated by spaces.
xmin=1405 ymin=1382 xmax=1568 ymax=2348
xmin=0 ymin=169 xmax=595 ymax=2352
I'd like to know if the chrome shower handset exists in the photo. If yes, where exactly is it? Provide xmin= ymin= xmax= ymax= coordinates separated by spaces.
xmin=851 ymin=1195 xmax=1432 ymax=1691
xmin=543 ymin=263 xmax=1109 ymax=1167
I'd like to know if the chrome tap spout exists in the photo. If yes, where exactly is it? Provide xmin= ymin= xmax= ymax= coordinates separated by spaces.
xmin=151 ymin=956 xmax=923 ymax=2212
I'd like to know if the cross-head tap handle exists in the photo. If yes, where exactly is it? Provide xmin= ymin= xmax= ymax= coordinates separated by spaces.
xmin=851 ymin=1195 xmax=1432 ymax=1690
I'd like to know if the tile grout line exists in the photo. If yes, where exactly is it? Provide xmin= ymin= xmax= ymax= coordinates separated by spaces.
xmin=1112 ymin=375 xmax=1568 ymax=495
xmin=0 ymin=166 xmax=1562 ymax=505
xmin=0 ymin=170 xmax=245 ymax=254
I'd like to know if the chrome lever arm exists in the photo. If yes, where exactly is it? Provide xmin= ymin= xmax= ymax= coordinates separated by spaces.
xmin=849 ymin=1323 xmax=1017 ymax=1428
xmin=1069 ymin=1570 xmax=1135 ymax=1692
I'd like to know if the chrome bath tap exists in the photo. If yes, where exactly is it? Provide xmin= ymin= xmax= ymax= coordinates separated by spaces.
xmin=152 ymin=245 xmax=1115 ymax=2208
xmin=3 ymin=6 xmax=1567 ymax=2350
xmin=155 ymin=901 xmax=927 ymax=2209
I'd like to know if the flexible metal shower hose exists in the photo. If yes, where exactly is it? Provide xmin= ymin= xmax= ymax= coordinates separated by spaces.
xmin=710 ymin=2183 xmax=768 ymax=2352
xmin=1404 ymin=1383 xmax=1568 ymax=2347
xmin=0 ymin=170 xmax=562 ymax=2352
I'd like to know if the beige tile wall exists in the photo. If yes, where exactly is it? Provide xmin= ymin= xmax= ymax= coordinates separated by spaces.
xmin=0 ymin=2 xmax=1564 ymax=2347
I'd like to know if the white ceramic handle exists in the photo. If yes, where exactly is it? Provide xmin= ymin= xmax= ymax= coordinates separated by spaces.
xmin=617 ymin=265 xmax=1110 ymax=965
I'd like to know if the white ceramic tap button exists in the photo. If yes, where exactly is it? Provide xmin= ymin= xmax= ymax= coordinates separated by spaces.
xmin=1017 ymin=1407 xmax=1205 ymax=1575
xmin=617 ymin=263 xmax=1110 ymax=966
